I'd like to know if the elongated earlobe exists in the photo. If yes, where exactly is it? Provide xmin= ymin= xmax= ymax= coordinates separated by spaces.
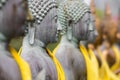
xmin=67 ymin=20 xmax=73 ymax=41
xmin=28 ymin=22 xmax=36 ymax=45
xmin=67 ymin=26 xmax=72 ymax=41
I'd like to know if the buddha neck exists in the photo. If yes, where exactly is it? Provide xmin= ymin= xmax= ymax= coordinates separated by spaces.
xmin=34 ymin=38 xmax=46 ymax=48
xmin=33 ymin=38 xmax=47 ymax=54
xmin=60 ymin=34 xmax=79 ymax=48
xmin=34 ymin=36 xmax=47 ymax=48
xmin=22 ymin=34 xmax=47 ymax=55
xmin=25 ymin=33 xmax=46 ymax=48
xmin=80 ymin=41 xmax=88 ymax=48
xmin=0 ymin=33 xmax=11 ymax=56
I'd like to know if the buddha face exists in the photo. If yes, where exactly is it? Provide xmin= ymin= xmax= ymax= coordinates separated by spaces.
xmin=1 ymin=0 xmax=27 ymax=38
xmin=72 ymin=12 xmax=98 ymax=42
xmin=36 ymin=8 xmax=58 ymax=44
xmin=87 ymin=16 xmax=98 ymax=43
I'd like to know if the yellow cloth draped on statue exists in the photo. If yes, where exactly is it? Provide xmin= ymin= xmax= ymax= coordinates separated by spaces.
xmin=118 ymin=73 xmax=120 ymax=78
xmin=9 ymin=46 xmax=32 ymax=80
xmin=111 ymin=45 xmax=120 ymax=78
xmin=18 ymin=46 xmax=65 ymax=80
xmin=46 ymin=48 xmax=66 ymax=80
xmin=18 ymin=47 xmax=22 ymax=55
xmin=79 ymin=45 xmax=100 ymax=80
xmin=97 ymin=47 xmax=120 ymax=80
xmin=111 ymin=45 xmax=120 ymax=71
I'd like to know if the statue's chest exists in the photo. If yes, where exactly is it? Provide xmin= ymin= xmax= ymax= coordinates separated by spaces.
xmin=26 ymin=49 xmax=57 ymax=80
xmin=0 ymin=55 xmax=21 ymax=80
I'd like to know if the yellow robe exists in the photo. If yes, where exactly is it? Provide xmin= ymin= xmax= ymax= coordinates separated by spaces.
xmin=19 ymin=45 xmax=65 ymax=80
xmin=97 ymin=47 xmax=120 ymax=80
xmin=46 ymin=48 xmax=66 ymax=80
xmin=79 ymin=45 xmax=100 ymax=80
xmin=111 ymin=45 xmax=120 ymax=71
xmin=9 ymin=46 xmax=32 ymax=80
xmin=111 ymin=45 xmax=120 ymax=78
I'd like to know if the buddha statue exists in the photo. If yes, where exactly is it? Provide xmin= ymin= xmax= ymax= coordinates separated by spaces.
xmin=0 ymin=0 xmax=29 ymax=80
xmin=90 ymin=0 xmax=103 ymax=49
xmin=111 ymin=9 xmax=120 ymax=76
xmin=98 ymin=4 xmax=115 ymax=67
xmin=21 ymin=0 xmax=60 ymax=80
xmin=87 ymin=0 xmax=103 ymax=67
xmin=88 ymin=3 xmax=120 ymax=80
xmin=114 ymin=25 xmax=120 ymax=75
xmin=113 ymin=22 xmax=120 ymax=77
xmin=54 ymin=0 xmax=98 ymax=80
xmin=116 ymin=12 xmax=120 ymax=50
xmin=96 ymin=4 xmax=120 ymax=80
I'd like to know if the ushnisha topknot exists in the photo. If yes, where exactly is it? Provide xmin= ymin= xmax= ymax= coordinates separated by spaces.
xmin=28 ymin=0 xmax=57 ymax=24
xmin=58 ymin=0 xmax=91 ymax=34
xmin=0 ymin=0 xmax=8 ymax=9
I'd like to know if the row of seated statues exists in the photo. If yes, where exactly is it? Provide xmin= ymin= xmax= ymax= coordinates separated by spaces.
xmin=89 ymin=0 xmax=120 ymax=76
xmin=0 ymin=0 xmax=120 ymax=80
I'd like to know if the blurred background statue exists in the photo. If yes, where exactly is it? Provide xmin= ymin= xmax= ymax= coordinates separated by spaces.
xmin=89 ymin=1 xmax=120 ymax=79
xmin=54 ymin=0 xmax=99 ymax=80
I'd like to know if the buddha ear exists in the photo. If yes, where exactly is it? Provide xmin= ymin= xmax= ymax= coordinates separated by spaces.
xmin=67 ymin=20 xmax=73 ymax=41
xmin=28 ymin=22 xmax=36 ymax=45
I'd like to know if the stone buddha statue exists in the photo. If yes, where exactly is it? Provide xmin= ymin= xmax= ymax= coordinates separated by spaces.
xmin=0 ymin=0 xmax=28 ymax=80
xmin=54 ymin=0 xmax=98 ymax=80
xmin=82 ymin=0 xmax=99 ymax=48
xmin=100 ymin=4 xmax=118 ymax=68
xmin=90 ymin=0 xmax=103 ymax=49
xmin=86 ymin=0 xmax=102 ymax=67
xmin=21 ymin=0 xmax=59 ymax=80
xmin=113 ymin=20 xmax=120 ymax=75
xmin=109 ymin=9 xmax=120 ymax=75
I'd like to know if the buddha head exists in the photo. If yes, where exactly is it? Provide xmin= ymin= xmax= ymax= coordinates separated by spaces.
xmin=27 ymin=0 xmax=58 ymax=45
xmin=58 ymin=0 xmax=98 ymax=42
xmin=0 ymin=0 xmax=28 ymax=40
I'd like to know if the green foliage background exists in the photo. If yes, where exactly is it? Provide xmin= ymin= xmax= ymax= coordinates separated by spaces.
xmin=10 ymin=36 xmax=61 ymax=52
